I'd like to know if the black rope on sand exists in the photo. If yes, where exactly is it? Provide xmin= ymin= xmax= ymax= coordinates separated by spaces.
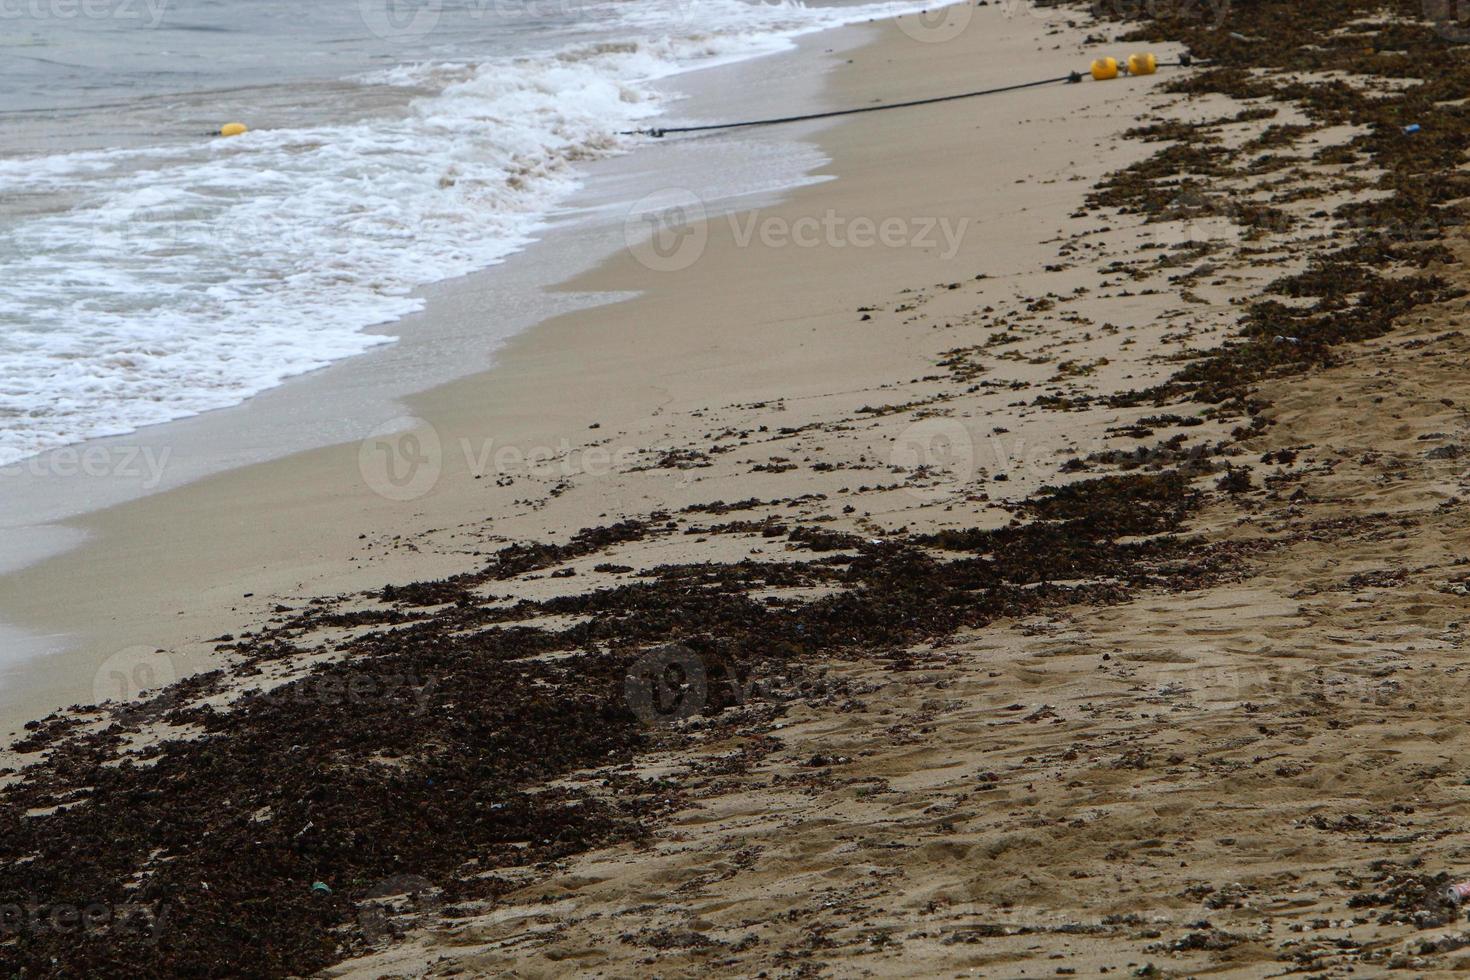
xmin=623 ymin=56 xmax=1194 ymax=138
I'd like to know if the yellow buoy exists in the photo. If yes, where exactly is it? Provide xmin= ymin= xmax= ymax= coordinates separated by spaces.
xmin=1128 ymin=53 xmax=1158 ymax=76
xmin=218 ymin=122 xmax=249 ymax=138
xmin=1090 ymin=57 xmax=1119 ymax=81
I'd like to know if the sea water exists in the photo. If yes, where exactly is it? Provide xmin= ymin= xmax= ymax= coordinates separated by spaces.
xmin=0 ymin=0 xmax=925 ymax=469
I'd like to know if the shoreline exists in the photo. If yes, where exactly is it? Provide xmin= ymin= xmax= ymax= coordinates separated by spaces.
xmin=0 ymin=22 xmax=869 ymax=728
xmin=0 ymin=0 xmax=1153 ymax=734
xmin=0 ymin=2 xmax=1190 ymax=733
xmin=0 ymin=0 xmax=932 ymax=476
xmin=0 ymin=3 xmax=882 ymax=570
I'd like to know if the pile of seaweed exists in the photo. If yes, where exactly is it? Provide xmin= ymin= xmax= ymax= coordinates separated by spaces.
xmin=1088 ymin=0 xmax=1469 ymax=414
xmin=0 ymin=471 xmax=1224 ymax=976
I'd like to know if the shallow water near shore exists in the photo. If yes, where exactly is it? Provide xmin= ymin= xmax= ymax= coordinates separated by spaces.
xmin=0 ymin=0 xmax=923 ymax=472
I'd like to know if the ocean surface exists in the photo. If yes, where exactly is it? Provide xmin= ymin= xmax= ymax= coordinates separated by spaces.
xmin=0 ymin=0 xmax=920 ymax=468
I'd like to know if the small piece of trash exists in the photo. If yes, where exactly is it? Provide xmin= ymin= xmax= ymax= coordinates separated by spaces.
xmin=1404 ymin=123 xmax=1422 ymax=134
xmin=1441 ymin=880 xmax=1470 ymax=906
xmin=311 ymin=881 xmax=332 ymax=896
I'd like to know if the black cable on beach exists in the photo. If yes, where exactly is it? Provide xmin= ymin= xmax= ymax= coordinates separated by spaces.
xmin=622 ymin=57 xmax=1195 ymax=138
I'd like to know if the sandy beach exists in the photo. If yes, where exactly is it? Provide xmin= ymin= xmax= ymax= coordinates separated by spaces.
xmin=0 ymin=1 xmax=1188 ymax=730
xmin=5 ymin=0 xmax=1470 ymax=975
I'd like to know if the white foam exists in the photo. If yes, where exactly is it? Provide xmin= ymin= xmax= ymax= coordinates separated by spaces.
xmin=0 ymin=0 xmax=924 ymax=468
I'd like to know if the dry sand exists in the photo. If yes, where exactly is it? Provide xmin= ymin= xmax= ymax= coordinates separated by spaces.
xmin=5 ymin=0 xmax=1470 ymax=976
